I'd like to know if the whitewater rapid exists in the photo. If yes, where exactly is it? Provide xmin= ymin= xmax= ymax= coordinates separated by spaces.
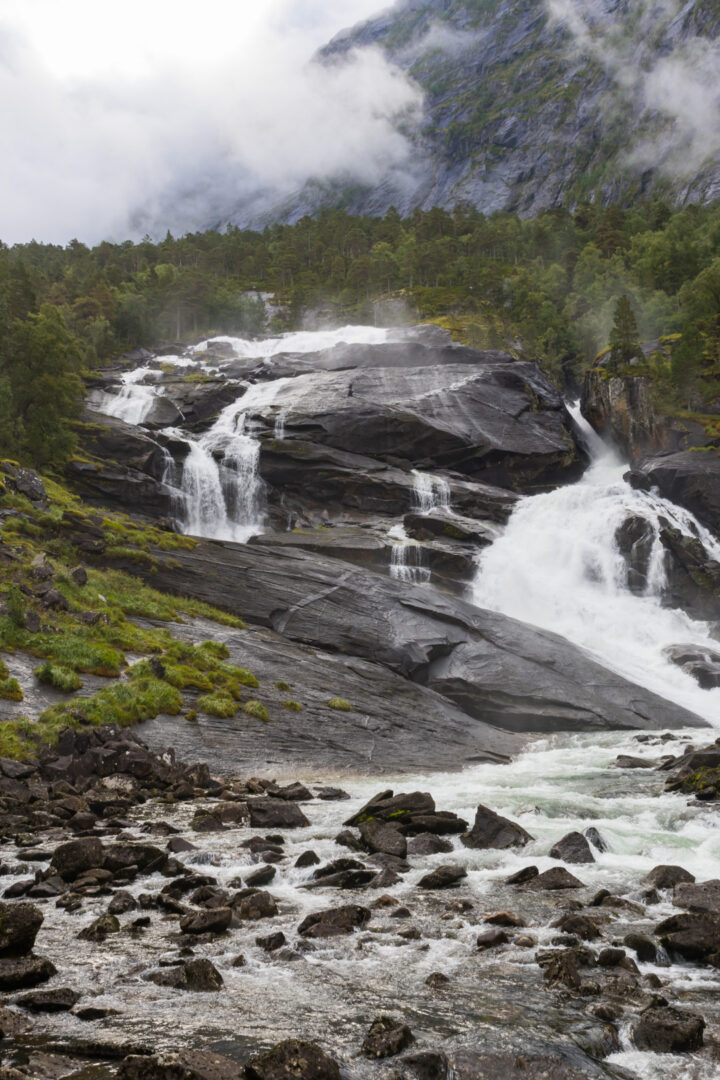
xmin=473 ymin=405 xmax=720 ymax=727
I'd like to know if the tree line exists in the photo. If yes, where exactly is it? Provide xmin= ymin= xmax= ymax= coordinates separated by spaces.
xmin=1 ymin=198 xmax=718 ymax=467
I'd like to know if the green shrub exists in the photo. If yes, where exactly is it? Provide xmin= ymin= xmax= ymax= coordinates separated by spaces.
xmin=275 ymin=680 xmax=292 ymax=692
xmin=4 ymin=585 xmax=26 ymax=628
xmin=34 ymin=662 xmax=83 ymax=692
xmin=197 ymin=692 xmax=238 ymax=718
xmin=242 ymin=700 xmax=269 ymax=722
xmin=282 ymin=700 xmax=302 ymax=711
xmin=185 ymin=709 xmax=198 ymax=722
xmin=200 ymin=641 xmax=229 ymax=660
xmin=26 ymin=633 xmax=123 ymax=676
xmin=327 ymin=698 xmax=352 ymax=711
xmin=0 ymin=677 xmax=23 ymax=702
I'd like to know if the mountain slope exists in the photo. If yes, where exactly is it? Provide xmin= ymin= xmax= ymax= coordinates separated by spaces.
xmin=260 ymin=0 xmax=720 ymax=222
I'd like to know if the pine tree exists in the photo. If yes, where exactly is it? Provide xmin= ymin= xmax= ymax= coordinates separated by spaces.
xmin=608 ymin=295 xmax=640 ymax=367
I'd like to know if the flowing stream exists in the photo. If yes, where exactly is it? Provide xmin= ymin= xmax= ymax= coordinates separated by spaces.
xmin=473 ymin=404 xmax=720 ymax=726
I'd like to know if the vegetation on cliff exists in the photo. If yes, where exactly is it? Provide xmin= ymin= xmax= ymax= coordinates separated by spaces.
xmin=1 ymin=198 xmax=719 ymax=472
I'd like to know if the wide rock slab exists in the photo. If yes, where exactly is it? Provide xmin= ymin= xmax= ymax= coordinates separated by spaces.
xmin=636 ymin=450 xmax=720 ymax=536
xmin=125 ymin=540 xmax=707 ymax=736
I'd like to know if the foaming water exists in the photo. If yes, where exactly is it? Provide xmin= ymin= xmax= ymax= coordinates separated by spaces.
xmin=388 ymin=524 xmax=431 ymax=584
xmin=194 ymin=325 xmax=390 ymax=361
xmin=99 ymin=367 xmax=159 ymax=425
xmin=411 ymin=469 xmax=451 ymax=512
xmin=473 ymin=405 xmax=720 ymax=726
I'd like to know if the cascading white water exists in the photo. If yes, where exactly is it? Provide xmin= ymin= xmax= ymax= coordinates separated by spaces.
xmin=99 ymin=367 xmax=159 ymax=425
xmin=473 ymin=403 xmax=720 ymax=725
xmin=411 ymin=469 xmax=451 ymax=512
xmin=194 ymin=325 xmax=390 ymax=360
xmin=388 ymin=524 xmax=431 ymax=585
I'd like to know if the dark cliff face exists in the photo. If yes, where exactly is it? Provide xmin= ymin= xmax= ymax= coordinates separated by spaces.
xmin=252 ymin=0 xmax=720 ymax=224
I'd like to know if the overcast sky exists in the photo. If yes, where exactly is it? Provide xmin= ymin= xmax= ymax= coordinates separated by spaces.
xmin=0 ymin=0 xmax=413 ymax=245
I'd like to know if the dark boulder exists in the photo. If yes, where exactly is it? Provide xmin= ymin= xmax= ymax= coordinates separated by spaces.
xmin=248 ymin=799 xmax=310 ymax=829
xmin=664 ymin=643 xmax=720 ymax=689
xmin=462 ymin=805 xmax=533 ymax=850
xmin=549 ymin=832 xmax=595 ymax=864
xmin=655 ymin=912 xmax=720 ymax=962
xmin=519 ymin=868 xmax=585 ymax=891
xmin=245 ymin=1040 xmax=340 ymax=1080
xmin=0 ymin=903 xmax=43 ymax=956
xmin=146 ymin=958 xmax=223 ymax=992
xmin=345 ymin=790 xmax=434 ymax=828
xmin=362 ymin=1016 xmax=415 ymax=1059
xmin=297 ymin=905 xmax=371 ymax=939
xmin=674 ymin=880 xmax=720 ymax=915
xmin=476 ymin=928 xmax=509 ymax=950
xmin=407 ymin=834 xmax=454 ymax=856
xmin=418 ymin=865 xmax=467 ymax=889
xmin=77 ymin=914 xmax=120 ymax=942
xmin=16 ymin=987 xmax=80 ymax=1012
xmin=635 ymin=450 xmax=720 ymax=535
xmin=236 ymin=892 xmax=279 ymax=921
xmin=359 ymin=820 xmax=407 ymax=859
xmin=633 ymin=1005 xmax=705 ymax=1053
xmin=644 ymin=865 xmax=695 ymax=890
xmin=0 ymin=954 xmax=57 ymax=991
xmin=180 ymin=907 xmax=232 ymax=935
xmin=50 ymin=837 xmax=105 ymax=881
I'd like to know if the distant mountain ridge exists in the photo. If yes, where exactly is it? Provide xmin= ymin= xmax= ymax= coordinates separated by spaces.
xmin=235 ymin=0 xmax=720 ymax=225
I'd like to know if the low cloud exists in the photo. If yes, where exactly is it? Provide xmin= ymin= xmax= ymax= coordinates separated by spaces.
xmin=0 ymin=1 xmax=421 ymax=244
xmin=546 ymin=0 xmax=720 ymax=178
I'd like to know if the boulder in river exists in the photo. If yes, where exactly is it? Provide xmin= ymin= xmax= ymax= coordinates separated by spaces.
xmin=362 ymin=1016 xmax=415 ymax=1059
xmin=248 ymin=799 xmax=310 ymax=829
xmin=297 ymin=905 xmax=371 ymax=939
xmin=146 ymin=959 xmax=223 ymax=992
xmin=0 ymin=955 xmax=57 ymax=991
xmin=549 ymin=832 xmax=595 ymax=864
xmin=120 ymin=1050 xmax=244 ymax=1080
xmin=673 ymin=880 xmax=720 ymax=915
xmin=0 ymin=903 xmax=43 ymax=957
xmin=633 ymin=1005 xmax=705 ymax=1052
xmin=518 ymin=868 xmax=585 ymax=891
xmin=245 ymin=1039 xmax=340 ymax=1080
xmin=461 ymin=805 xmax=533 ymax=850
xmin=643 ymin=864 xmax=695 ymax=890
xmin=418 ymin=865 xmax=468 ymax=889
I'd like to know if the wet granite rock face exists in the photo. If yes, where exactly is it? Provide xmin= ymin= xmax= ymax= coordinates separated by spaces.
xmin=119 ymin=1050 xmax=245 ymax=1080
xmin=633 ymin=1005 xmax=705 ymax=1053
xmin=635 ymin=450 xmax=720 ymax=538
xmin=461 ymin=805 xmax=533 ymax=850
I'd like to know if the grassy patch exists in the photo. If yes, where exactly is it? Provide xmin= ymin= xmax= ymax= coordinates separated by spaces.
xmin=34 ymin=662 xmax=83 ymax=692
xmin=197 ymin=692 xmax=238 ymax=718
xmin=327 ymin=697 xmax=353 ymax=712
xmin=242 ymin=700 xmax=269 ymax=722
xmin=282 ymin=700 xmax=303 ymax=711
xmin=0 ymin=677 xmax=23 ymax=702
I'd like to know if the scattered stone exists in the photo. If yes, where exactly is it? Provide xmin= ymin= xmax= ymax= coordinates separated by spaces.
xmin=247 ymin=865 xmax=277 ymax=887
xmin=655 ymin=912 xmax=720 ymax=962
xmin=483 ymin=911 xmax=526 ymax=928
xmin=633 ymin=1006 xmax=705 ymax=1053
xmin=425 ymin=972 xmax=450 ymax=989
xmin=674 ymin=880 xmax=720 ymax=915
xmin=0 ymin=902 xmax=43 ymax=956
xmin=77 ymin=914 xmax=120 ymax=942
xmin=400 ymin=1051 xmax=449 ymax=1080
xmin=50 ymin=838 xmax=105 ymax=881
xmin=16 ymin=987 xmax=80 ymax=1012
xmin=643 ymin=865 xmax=695 ymax=890
xmin=519 ymin=868 xmax=584 ymax=891
xmin=362 ymin=1016 xmax=415 ymax=1059
xmin=297 ymin=905 xmax=371 ymax=939
xmin=245 ymin=1039 xmax=340 ymax=1080
xmin=315 ymin=788 xmax=350 ymax=801
xmin=359 ymin=819 xmax=407 ymax=859
xmin=407 ymin=834 xmax=454 ymax=856
xmin=108 ymin=890 xmax=138 ymax=915
xmin=167 ymin=837 xmax=197 ymax=853
xmin=180 ymin=907 xmax=232 ymax=935
xmin=552 ymin=914 xmax=602 ymax=941
xmin=146 ymin=958 xmax=223 ymax=992
xmin=256 ymin=932 xmax=286 ymax=952
xmin=548 ymin=832 xmax=595 ymax=865
xmin=0 ymin=954 xmax=57 ymax=991
xmin=623 ymin=933 xmax=659 ymax=963
xmin=583 ymin=827 xmax=608 ymax=853
xmin=248 ymin=799 xmax=310 ymax=829
xmin=615 ymin=755 xmax=654 ymax=769
xmin=505 ymin=865 xmax=538 ymax=885
xmin=295 ymin=851 xmax=320 ymax=868
xmin=461 ymin=805 xmax=533 ymax=850
xmin=237 ymin=891 xmax=278 ymax=921
xmin=417 ymin=865 xmax=467 ymax=889
xmin=476 ymin=928 xmax=509 ymax=950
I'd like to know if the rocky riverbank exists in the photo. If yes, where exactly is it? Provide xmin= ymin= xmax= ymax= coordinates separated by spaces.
xmin=0 ymin=725 xmax=719 ymax=1079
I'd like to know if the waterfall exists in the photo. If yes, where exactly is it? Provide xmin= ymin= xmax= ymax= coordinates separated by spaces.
xmin=99 ymin=367 xmax=158 ymax=425
xmin=472 ymin=402 xmax=720 ymax=724
xmin=274 ymin=410 xmax=287 ymax=440
xmin=388 ymin=525 xmax=431 ymax=585
xmin=411 ymin=469 xmax=451 ymax=512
